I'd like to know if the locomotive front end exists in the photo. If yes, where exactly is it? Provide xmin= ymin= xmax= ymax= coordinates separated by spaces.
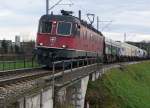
xmin=35 ymin=14 xmax=77 ymax=65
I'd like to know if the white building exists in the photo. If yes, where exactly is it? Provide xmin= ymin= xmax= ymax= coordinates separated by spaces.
xmin=15 ymin=35 xmax=21 ymax=47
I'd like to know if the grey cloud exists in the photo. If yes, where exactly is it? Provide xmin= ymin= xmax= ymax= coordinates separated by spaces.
xmin=106 ymin=24 xmax=150 ymax=34
xmin=0 ymin=0 xmax=150 ymax=41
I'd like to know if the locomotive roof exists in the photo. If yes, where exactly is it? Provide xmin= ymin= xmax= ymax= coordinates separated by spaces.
xmin=40 ymin=14 xmax=80 ymax=23
xmin=40 ymin=14 xmax=104 ymax=36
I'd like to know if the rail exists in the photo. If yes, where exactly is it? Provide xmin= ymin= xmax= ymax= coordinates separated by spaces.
xmin=0 ymin=58 xmax=99 ymax=87
xmin=0 ymin=67 xmax=43 ymax=77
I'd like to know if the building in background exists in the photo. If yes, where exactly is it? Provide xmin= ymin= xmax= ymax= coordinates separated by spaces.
xmin=15 ymin=35 xmax=21 ymax=47
xmin=0 ymin=36 xmax=35 ymax=55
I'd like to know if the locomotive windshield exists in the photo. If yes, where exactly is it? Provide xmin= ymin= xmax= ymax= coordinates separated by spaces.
xmin=39 ymin=21 xmax=52 ymax=33
xmin=57 ymin=22 xmax=72 ymax=36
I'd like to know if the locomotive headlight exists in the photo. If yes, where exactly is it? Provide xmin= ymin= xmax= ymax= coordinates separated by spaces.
xmin=53 ymin=21 xmax=57 ymax=24
xmin=62 ymin=45 xmax=67 ymax=48
xmin=39 ymin=43 xmax=43 ymax=46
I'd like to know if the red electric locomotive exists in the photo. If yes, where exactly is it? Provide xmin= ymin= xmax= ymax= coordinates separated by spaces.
xmin=35 ymin=10 xmax=104 ymax=65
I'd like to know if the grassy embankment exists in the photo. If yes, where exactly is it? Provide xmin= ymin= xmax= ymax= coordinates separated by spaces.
xmin=86 ymin=61 xmax=150 ymax=108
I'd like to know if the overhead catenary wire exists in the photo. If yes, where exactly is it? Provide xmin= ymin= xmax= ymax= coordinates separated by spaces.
xmin=46 ymin=0 xmax=74 ymax=14
xmin=49 ymin=0 xmax=63 ymax=11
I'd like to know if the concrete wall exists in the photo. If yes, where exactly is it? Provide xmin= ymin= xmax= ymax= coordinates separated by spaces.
xmin=55 ymin=76 xmax=89 ymax=108
xmin=18 ymin=87 xmax=53 ymax=108
xmin=69 ymin=76 xmax=89 ymax=108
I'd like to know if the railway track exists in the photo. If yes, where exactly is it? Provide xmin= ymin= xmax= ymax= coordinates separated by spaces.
xmin=0 ymin=59 xmax=94 ymax=86
xmin=0 ymin=60 xmax=140 ymax=87
xmin=0 ymin=67 xmax=54 ymax=86
xmin=0 ymin=67 xmax=42 ymax=77
xmin=0 ymin=60 xmax=143 ymax=108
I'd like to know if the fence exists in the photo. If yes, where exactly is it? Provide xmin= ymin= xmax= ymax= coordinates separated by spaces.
xmin=0 ymin=54 xmax=40 ymax=71
xmin=52 ymin=58 xmax=100 ymax=86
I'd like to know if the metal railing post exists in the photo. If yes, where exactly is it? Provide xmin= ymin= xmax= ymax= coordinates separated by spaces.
xmin=9 ymin=61 xmax=10 ymax=70
xmin=14 ymin=55 xmax=16 ymax=70
xmin=24 ymin=55 xmax=26 ymax=68
xmin=71 ymin=59 xmax=73 ymax=72
xmin=87 ymin=58 xmax=89 ymax=66
xmin=3 ymin=61 xmax=4 ymax=71
xmin=82 ymin=59 xmax=85 ymax=66
xmin=32 ymin=56 xmax=34 ymax=68
xmin=62 ymin=61 xmax=65 ymax=85
xmin=89 ymin=58 xmax=91 ymax=65
xmin=77 ymin=60 xmax=80 ymax=68
xmin=2 ymin=55 xmax=5 ymax=71
xmin=82 ymin=59 xmax=85 ymax=74
xmin=52 ymin=62 xmax=55 ymax=104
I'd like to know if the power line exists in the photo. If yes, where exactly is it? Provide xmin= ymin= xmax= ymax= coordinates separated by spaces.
xmin=49 ymin=0 xmax=63 ymax=11
xmin=97 ymin=16 xmax=113 ymax=31
xmin=46 ymin=0 xmax=74 ymax=14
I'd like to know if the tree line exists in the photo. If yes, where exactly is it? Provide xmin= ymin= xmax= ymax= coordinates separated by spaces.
xmin=0 ymin=39 xmax=35 ymax=55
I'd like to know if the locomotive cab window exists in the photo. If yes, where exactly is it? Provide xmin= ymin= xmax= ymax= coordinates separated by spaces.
xmin=57 ymin=22 xmax=72 ymax=36
xmin=74 ymin=24 xmax=80 ymax=36
xmin=39 ymin=21 xmax=52 ymax=33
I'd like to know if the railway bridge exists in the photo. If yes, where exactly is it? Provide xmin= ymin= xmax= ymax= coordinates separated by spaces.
xmin=0 ymin=59 xmax=135 ymax=108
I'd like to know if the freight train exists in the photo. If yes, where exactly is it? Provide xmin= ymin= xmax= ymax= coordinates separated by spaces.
xmin=35 ymin=10 xmax=147 ymax=66
xmin=104 ymin=38 xmax=147 ymax=63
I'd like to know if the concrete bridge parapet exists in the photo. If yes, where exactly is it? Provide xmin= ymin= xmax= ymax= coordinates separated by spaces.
xmin=55 ymin=76 xmax=89 ymax=108
xmin=18 ymin=86 xmax=53 ymax=108
xmin=71 ymin=76 xmax=89 ymax=108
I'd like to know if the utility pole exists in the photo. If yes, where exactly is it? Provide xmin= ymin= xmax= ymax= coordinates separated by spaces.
xmin=97 ymin=16 xmax=99 ymax=31
xmin=124 ymin=33 xmax=126 ymax=42
xmin=46 ymin=0 xmax=73 ymax=15
xmin=46 ymin=0 xmax=49 ymax=15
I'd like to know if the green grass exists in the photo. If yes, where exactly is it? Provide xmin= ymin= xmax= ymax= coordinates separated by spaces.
xmin=0 ymin=60 xmax=40 ymax=71
xmin=86 ymin=61 xmax=150 ymax=108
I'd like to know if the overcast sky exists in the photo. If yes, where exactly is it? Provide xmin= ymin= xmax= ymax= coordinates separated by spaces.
xmin=0 ymin=0 xmax=150 ymax=42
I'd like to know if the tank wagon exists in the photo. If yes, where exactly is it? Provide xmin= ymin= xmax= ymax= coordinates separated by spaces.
xmin=104 ymin=41 xmax=148 ymax=63
xmin=104 ymin=38 xmax=121 ymax=63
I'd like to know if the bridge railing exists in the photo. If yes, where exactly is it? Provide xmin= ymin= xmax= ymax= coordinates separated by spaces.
xmin=51 ymin=58 xmax=102 ymax=88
